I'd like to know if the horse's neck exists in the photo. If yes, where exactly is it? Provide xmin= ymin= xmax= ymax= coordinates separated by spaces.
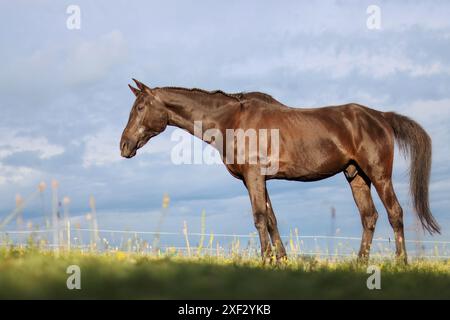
xmin=157 ymin=89 xmax=238 ymax=138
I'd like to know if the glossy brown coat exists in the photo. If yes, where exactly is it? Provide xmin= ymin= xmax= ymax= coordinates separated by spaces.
xmin=121 ymin=80 xmax=440 ymax=263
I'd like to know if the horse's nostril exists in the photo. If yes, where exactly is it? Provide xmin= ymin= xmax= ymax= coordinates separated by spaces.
xmin=121 ymin=140 xmax=128 ymax=151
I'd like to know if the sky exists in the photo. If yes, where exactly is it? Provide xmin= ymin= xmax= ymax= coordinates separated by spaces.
xmin=0 ymin=0 xmax=449 ymax=248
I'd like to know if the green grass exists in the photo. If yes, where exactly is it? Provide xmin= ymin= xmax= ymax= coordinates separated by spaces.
xmin=0 ymin=247 xmax=449 ymax=299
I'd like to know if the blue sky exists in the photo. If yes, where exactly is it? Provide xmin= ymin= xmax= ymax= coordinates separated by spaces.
xmin=0 ymin=1 xmax=449 ymax=246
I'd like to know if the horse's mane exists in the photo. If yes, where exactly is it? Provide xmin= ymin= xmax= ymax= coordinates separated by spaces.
xmin=157 ymin=86 xmax=242 ymax=102
xmin=240 ymin=91 xmax=283 ymax=105
xmin=157 ymin=86 xmax=282 ymax=105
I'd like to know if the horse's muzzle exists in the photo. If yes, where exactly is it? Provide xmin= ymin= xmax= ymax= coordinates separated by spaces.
xmin=120 ymin=139 xmax=137 ymax=158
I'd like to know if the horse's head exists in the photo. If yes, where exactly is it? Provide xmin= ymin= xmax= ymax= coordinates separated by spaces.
xmin=120 ymin=79 xmax=168 ymax=158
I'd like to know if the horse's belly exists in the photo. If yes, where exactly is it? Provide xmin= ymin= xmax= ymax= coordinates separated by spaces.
xmin=272 ymin=143 xmax=349 ymax=181
xmin=273 ymin=164 xmax=343 ymax=181
xmin=275 ymin=170 xmax=341 ymax=182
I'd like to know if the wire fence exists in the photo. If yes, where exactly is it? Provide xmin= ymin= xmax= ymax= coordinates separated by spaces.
xmin=1 ymin=183 xmax=448 ymax=260
xmin=1 ymin=227 xmax=449 ymax=260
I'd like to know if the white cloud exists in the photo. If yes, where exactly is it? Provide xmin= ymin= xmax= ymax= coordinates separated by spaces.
xmin=64 ymin=31 xmax=127 ymax=85
xmin=82 ymin=127 xmax=184 ymax=168
xmin=0 ymin=130 xmax=64 ymax=160
xmin=223 ymin=46 xmax=450 ymax=80
xmin=0 ymin=30 xmax=127 ymax=95
xmin=0 ymin=163 xmax=41 ymax=186
xmin=82 ymin=127 xmax=122 ymax=168
xmin=396 ymin=99 xmax=450 ymax=165
xmin=403 ymin=99 xmax=450 ymax=124
xmin=0 ymin=131 xmax=62 ymax=186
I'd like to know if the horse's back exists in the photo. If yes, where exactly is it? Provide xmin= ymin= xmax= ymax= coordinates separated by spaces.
xmin=259 ymin=103 xmax=392 ymax=178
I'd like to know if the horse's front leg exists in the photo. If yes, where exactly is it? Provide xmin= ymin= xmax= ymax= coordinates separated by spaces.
xmin=244 ymin=171 xmax=272 ymax=263
xmin=265 ymin=188 xmax=287 ymax=261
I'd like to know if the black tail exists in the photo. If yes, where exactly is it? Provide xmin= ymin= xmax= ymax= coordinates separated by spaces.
xmin=383 ymin=112 xmax=440 ymax=234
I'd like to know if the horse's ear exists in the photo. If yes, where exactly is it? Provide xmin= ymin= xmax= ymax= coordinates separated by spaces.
xmin=128 ymin=84 xmax=140 ymax=97
xmin=132 ymin=78 xmax=149 ymax=91
xmin=132 ymin=78 xmax=155 ymax=97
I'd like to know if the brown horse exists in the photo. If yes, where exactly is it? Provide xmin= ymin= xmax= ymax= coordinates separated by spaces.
xmin=120 ymin=79 xmax=440 ymax=263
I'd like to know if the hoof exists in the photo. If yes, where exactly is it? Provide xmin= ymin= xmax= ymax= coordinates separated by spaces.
xmin=395 ymin=254 xmax=408 ymax=265
xmin=357 ymin=255 xmax=370 ymax=265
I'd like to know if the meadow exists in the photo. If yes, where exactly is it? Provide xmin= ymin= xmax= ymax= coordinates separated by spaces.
xmin=0 ymin=247 xmax=449 ymax=300
xmin=1 ymin=189 xmax=449 ymax=299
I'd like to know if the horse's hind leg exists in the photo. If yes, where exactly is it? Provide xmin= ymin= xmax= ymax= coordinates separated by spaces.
xmin=358 ymin=156 xmax=408 ymax=263
xmin=345 ymin=166 xmax=378 ymax=262
xmin=372 ymin=177 xmax=407 ymax=263
xmin=265 ymin=188 xmax=287 ymax=260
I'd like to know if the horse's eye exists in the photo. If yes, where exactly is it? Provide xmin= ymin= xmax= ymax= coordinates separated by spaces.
xmin=137 ymin=105 xmax=145 ymax=111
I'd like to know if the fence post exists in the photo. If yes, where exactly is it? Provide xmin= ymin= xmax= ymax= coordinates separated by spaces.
xmin=15 ymin=194 xmax=24 ymax=231
xmin=62 ymin=197 xmax=71 ymax=249
xmin=85 ymin=213 xmax=93 ymax=251
xmin=67 ymin=220 xmax=71 ymax=252
xmin=197 ymin=209 xmax=206 ymax=256
xmin=89 ymin=195 xmax=99 ymax=250
xmin=153 ymin=193 xmax=170 ymax=252
xmin=183 ymin=221 xmax=191 ymax=257
xmin=51 ymin=179 xmax=59 ymax=253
